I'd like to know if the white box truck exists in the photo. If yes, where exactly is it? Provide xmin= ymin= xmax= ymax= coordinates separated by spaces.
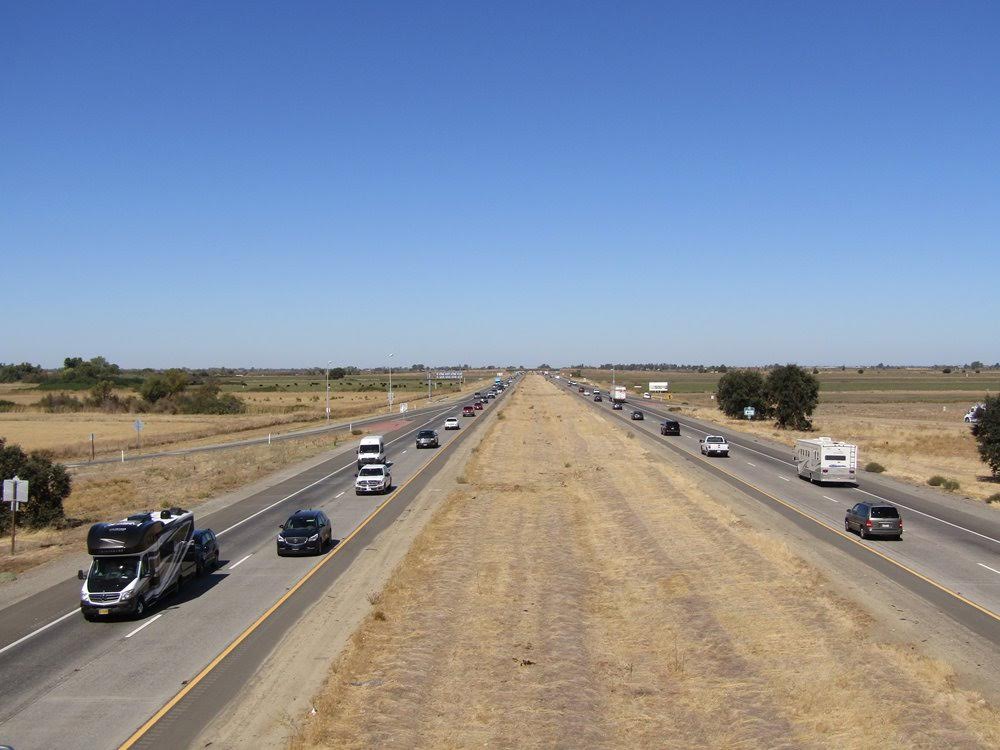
xmin=795 ymin=437 xmax=858 ymax=484
xmin=357 ymin=435 xmax=386 ymax=470
xmin=612 ymin=385 xmax=628 ymax=404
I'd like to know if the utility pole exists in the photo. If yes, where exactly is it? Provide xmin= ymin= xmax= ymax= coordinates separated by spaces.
xmin=388 ymin=353 xmax=394 ymax=414
xmin=326 ymin=360 xmax=332 ymax=421
xmin=427 ymin=369 xmax=432 ymax=402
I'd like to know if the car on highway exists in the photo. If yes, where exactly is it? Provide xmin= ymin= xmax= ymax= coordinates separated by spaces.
xmin=845 ymin=502 xmax=903 ymax=540
xmin=583 ymin=390 xmax=591 ymax=396
xmin=474 ymin=401 xmax=484 ymax=410
xmin=660 ymin=420 xmax=680 ymax=436
xmin=612 ymin=402 xmax=623 ymax=410
xmin=355 ymin=464 xmax=392 ymax=495
xmin=184 ymin=528 xmax=220 ymax=576
xmin=463 ymin=405 xmax=476 ymax=417
xmin=415 ymin=429 xmax=440 ymax=448
xmin=700 ymin=435 xmax=729 ymax=457
xmin=444 ymin=417 xmax=460 ymax=430
xmin=631 ymin=410 xmax=644 ymax=420
xmin=277 ymin=510 xmax=332 ymax=556
xmin=643 ymin=392 xmax=651 ymax=399
xmin=594 ymin=394 xmax=602 ymax=402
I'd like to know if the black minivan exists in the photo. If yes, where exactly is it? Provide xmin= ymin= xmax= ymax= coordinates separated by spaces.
xmin=660 ymin=420 xmax=680 ymax=436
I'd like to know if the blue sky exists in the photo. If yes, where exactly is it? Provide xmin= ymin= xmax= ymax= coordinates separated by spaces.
xmin=2 ymin=1 xmax=998 ymax=368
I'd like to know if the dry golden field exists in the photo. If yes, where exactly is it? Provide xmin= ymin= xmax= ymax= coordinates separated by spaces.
xmin=292 ymin=375 xmax=1000 ymax=749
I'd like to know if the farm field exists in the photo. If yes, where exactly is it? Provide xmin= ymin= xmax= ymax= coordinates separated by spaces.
xmin=0 ymin=374 xmax=494 ymax=460
xmin=288 ymin=375 xmax=1000 ymax=749
xmin=573 ymin=370 xmax=999 ymax=504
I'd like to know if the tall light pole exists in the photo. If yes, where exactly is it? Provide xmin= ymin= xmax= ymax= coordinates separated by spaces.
xmin=325 ymin=360 xmax=332 ymax=421
xmin=387 ymin=353 xmax=394 ymax=414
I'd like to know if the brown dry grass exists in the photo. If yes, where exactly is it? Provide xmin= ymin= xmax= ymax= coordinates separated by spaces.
xmin=291 ymin=375 xmax=1000 ymax=749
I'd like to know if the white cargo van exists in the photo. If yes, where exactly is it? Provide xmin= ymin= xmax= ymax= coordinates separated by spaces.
xmin=795 ymin=437 xmax=857 ymax=484
xmin=357 ymin=435 xmax=386 ymax=470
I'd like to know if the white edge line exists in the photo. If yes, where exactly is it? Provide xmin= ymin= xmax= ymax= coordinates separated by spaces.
xmin=228 ymin=553 xmax=253 ymax=571
xmin=778 ymin=476 xmax=790 ymax=481
xmin=746 ymin=462 xmax=756 ymax=467
xmin=0 ymin=609 xmax=79 ymax=657
xmin=125 ymin=613 xmax=163 ymax=639
xmin=823 ymin=495 xmax=839 ymax=503
xmin=854 ymin=488 xmax=1000 ymax=547
xmin=978 ymin=563 xmax=1000 ymax=576
xmin=334 ymin=491 xmax=345 ymax=499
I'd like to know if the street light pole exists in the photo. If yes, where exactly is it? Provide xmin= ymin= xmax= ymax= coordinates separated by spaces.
xmin=388 ymin=353 xmax=394 ymax=414
xmin=326 ymin=360 xmax=332 ymax=421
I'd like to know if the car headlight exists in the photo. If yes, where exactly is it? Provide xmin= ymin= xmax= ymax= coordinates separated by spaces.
xmin=307 ymin=534 xmax=319 ymax=542
xmin=120 ymin=590 xmax=133 ymax=601
xmin=277 ymin=534 xmax=285 ymax=541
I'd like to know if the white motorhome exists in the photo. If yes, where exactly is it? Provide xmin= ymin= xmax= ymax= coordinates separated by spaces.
xmin=357 ymin=435 xmax=386 ymax=469
xmin=795 ymin=438 xmax=858 ymax=484
xmin=79 ymin=508 xmax=195 ymax=620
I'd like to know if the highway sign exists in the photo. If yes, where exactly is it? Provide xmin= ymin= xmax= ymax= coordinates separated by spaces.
xmin=744 ymin=406 xmax=756 ymax=419
xmin=399 ymin=403 xmax=408 ymax=413
xmin=2 ymin=477 xmax=29 ymax=507
xmin=649 ymin=382 xmax=670 ymax=392
xmin=134 ymin=419 xmax=144 ymax=432
xmin=435 ymin=371 xmax=463 ymax=380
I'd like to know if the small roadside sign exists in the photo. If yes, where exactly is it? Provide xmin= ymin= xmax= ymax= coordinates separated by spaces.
xmin=743 ymin=406 xmax=756 ymax=419
xmin=134 ymin=419 xmax=145 ymax=450
xmin=399 ymin=403 xmax=408 ymax=414
xmin=3 ymin=476 xmax=29 ymax=554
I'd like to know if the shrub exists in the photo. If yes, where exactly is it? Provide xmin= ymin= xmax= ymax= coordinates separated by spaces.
xmin=35 ymin=392 xmax=84 ymax=412
xmin=942 ymin=368 xmax=952 ymax=374
xmin=927 ymin=475 xmax=946 ymax=486
xmin=943 ymin=479 xmax=960 ymax=491
xmin=865 ymin=462 xmax=885 ymax=473
xmin=0 ymin=438 xmax=71 ymax=532
xmin=351 ymin=428 xmax=363 ymax=436
xmin=0 ymin=399 xmax=17 ymax=412
xmin=987 ymin=493 xmax=1000 ymax=504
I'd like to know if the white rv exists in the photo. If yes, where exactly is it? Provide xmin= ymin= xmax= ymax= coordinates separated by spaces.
xmin=79 ymin=508 xmax=196 ymax=620
xmin=795 ymin=438 xmax=858 ymax=484
xmin=357 ymin=435 xmax=386 ymax=469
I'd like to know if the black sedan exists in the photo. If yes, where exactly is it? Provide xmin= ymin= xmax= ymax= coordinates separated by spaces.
xmin=631 ymin=410 xmax=644 ymax=420
xmin=277 ymin=510 xmax=332 ymax=556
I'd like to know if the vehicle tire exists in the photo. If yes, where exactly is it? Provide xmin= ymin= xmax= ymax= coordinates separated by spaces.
xmin=213 ymin=551 xmax=220 ymax=569
xmin=133 ymin=597 xmax=146 ymax=618
xmin=844 ymin=519 xmax=851 ymax=533
xmin=355 ymin=490 xmax=362 ymax=496
xmin=859 ymin=526 xmax=868 ymax=540
xmin=196 ymin=559 xmax=204 ymax=577
xmin=83 ymin=611 xmax=97 ymax=622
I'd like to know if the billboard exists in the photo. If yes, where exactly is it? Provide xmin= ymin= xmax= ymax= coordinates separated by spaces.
xmin=436 ymin=371 xmax=464 ymax=380
xmin=648 ymin=381 xmax=670 ymax=392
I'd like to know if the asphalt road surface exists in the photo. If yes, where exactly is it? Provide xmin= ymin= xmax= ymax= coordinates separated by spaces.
xmin=0 ymin=381 xmax=514 ymax=750
xmin=560 ymin=380 xmax=1000 ymax=644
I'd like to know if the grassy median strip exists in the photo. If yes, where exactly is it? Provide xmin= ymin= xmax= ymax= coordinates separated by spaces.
xmin=292 ymin=375 xmax=1000 ymax=749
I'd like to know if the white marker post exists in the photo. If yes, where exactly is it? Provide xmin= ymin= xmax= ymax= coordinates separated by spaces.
xmin=3 ymin=476 xmax=29 ymax=554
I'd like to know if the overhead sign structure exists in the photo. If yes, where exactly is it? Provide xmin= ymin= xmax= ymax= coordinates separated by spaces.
xmin=648 ymin=382 xmax=670 ymax=392
xmin=744 ymin=406 xmax=756 ymax=419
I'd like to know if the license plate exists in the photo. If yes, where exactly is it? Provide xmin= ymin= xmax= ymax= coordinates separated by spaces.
xmin=880 ymin=523 xmax=892 ymax=528
xmin=98 ymin=608 xmax=110 ymax=615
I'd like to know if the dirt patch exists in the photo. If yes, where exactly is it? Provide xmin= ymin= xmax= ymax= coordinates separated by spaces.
xmin=289 ymin=375 xmax=1000 ymax=749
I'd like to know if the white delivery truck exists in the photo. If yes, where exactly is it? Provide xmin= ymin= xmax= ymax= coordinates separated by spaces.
xmin=612 ymin=385 xmax=628 ymax=404
xmin=79 ymin=508 xmax=196 ymax=620
xmin=357 ymin=435 xmax=386 ymax=470
xmin=795 ymin=437 xmax=858 ymax=485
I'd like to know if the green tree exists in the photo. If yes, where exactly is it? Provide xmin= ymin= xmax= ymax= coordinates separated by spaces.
xmin=140 ymin=375 xmax=171 ymax=403
xmin=716 ymin=370 xmax=769 ymax=419
xmin=0 ymin=438 xmax=71 ymax=531
xmin=766 ymin=364 xmax=820 ymax=430
xmin=972 ymin=395 xmax=1000 ymax=478
xmin=163 ymin=369 xmax=190 ymax=396
xmin=330 ymin=367 xmax=346 ymax=380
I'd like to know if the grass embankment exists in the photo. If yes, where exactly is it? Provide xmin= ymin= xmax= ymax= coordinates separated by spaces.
xmin=292 ymin=375 xmax=1000 ymax=749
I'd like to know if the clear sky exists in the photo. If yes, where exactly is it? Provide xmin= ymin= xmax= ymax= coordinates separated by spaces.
xmin=2 ymin=1 xmax=998 ymax=369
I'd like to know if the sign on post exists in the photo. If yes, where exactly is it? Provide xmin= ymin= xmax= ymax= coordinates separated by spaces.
xmin=648 ymin=382 xmax=670 ymax=392
xmin=3 ymin=476 xmax=29 ymax=554
xmin=399 ymin=403 xmax=409 ymax=414
xmin=134 ymin=419 xmax=145 ymax=450
xmin=743 ymin=406 xmax=756 ymax=419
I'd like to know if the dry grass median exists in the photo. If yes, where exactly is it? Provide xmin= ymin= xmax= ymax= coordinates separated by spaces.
xmin=292 ymin=374 xmax=1000 ymax=749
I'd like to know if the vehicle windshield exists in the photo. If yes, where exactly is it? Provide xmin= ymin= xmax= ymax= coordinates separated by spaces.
xmin=871 ymin=506 xmax=899 ymax=519
xmin=359 ymin=444 xmax=381 ymax=454
xmin=286 ymin=516 xmax=318 ymax=529
xmin=418 ymin=430 xmax=435 ymax=437
xmin=87 ymin=556 xmax=140 ymax=592
xmin=359 ymin=467 xmax=384 ymax=477
xmin=707 ymin=437 xmax=725 ymax=443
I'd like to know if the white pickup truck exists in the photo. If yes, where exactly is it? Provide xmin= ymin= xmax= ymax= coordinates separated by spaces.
xmin=700 ymin=435 xmax=730 ymax=457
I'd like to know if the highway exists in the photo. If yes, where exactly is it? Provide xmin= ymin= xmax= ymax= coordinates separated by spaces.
xmin=559 ymin=379 xmax=1000 ymax=643
xmin=0 ymin=380 xmax=513 ymax=750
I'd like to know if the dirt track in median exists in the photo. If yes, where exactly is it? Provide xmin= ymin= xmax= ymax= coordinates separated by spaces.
xmin=292 ymin=375 xmax=1000 ymax=749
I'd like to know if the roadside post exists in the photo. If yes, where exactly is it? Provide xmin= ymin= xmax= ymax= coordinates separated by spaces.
xmin=3 ymin=476 xmax=29 ymax=554
xmin=134 ymin=419 xmax=145 ymax=450
xmin=744 ymin=406 xmax=756 ymax=420
xmin=90 ymin=432 xmax=96 ymax=461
